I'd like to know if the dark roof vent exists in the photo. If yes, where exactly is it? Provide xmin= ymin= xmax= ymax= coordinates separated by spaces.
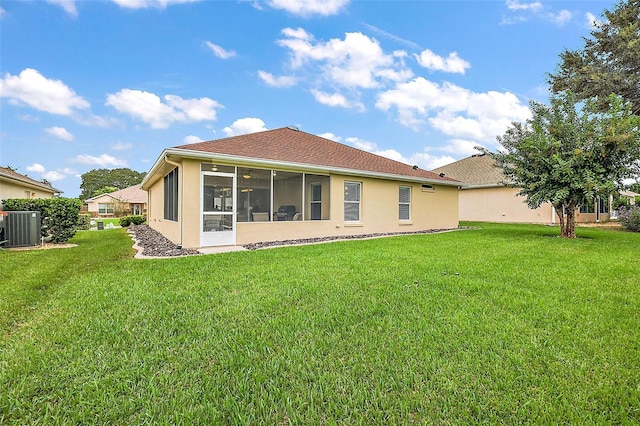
xmin=439 ymin=172 xmax=445 ymax=177
xmin=412 ymin=165 xmax=419 ymax=170
xmin=287 ymin=126 xmax=299 ymax=131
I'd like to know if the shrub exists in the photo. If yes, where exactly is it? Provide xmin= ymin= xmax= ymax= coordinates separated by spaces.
xmin=119 ymin=214 xmax=145 ymax=227
xmin=618 ymin=205 xmax=640 ymax=232
xmin=77 ymin=213 xmax=91 ymax=230
xmin=2 ymin=198 xmax=83 ymax=243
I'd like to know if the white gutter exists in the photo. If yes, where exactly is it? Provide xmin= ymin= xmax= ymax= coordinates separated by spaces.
xmin=157 ymin=147 xmax=467 ymax=188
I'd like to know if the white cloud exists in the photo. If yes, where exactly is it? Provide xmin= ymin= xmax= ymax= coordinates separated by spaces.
xmin=585 ymin=12 xmax=602 ymax=29
xmin=74 ymin=154 xmax=128 ymax=167
xmin=318 ymin=132 xmax=341 ymax=142
xmin=548 ymin=9 xmax=571 ymax=26
xmin=111 ymin=141 xmax=132 ymax=150
xmin=46 ymin=0 xmax=78 ymax=16
xmin=439 ymin=139 xmax=485 ymax=156
xmin=345 ymin=136 xmax=376 ymax=152
xmin=0 ymin=68 xmax=89 ymax=116
xmin=267 ymin=0 xmax=349 ymax=17
xmin=0 ymin=7 xmax=6 ymax=18
xmin=311 ymin=89 xmax=363 ymax=110
xmin=376 ymin=77 xmax=530 ymax=141
xmin=506 ymin=0 xmax=542 ymax=12
xmin=26 ymin=163 xmax=74 ymax=182
xmin=411 ymin=152 xmax=457 ymax=170
xmin=321 ymin=132 xmax=460 ymax=170
xmin=183 ymin=135 xmax=203 ymax=144
xmin=105 ymin=89 xmax=222 ymax=129
xmin=361 ymin=23 xmax=421 ymax=50
xmin=503 ymin=0 xmax=573 ymax=26
xmin=205 ymin=41 xmax=236 ymax=59
xmin=111 ymin=0 xmax=200 ymax=9
xmin=277 ymin=28 xmax=409 ymax=90
xmin=45 ymin=126 xmax=74 ymax=141
xmin=43 ymin=171 xmax=67 ymax=181
xmin=27 ymin=163 xmax=46 ymax=173
xmin=415 ymin=49 xmax=470 ymax=74
xmin=258 ymin=71 xmax=297 ymax=88
xmin=222 ymin=117 xmax=268 ymax=137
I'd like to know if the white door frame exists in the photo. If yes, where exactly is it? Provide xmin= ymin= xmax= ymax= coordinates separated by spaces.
xmin=200 ymin=171 xmax=236 ymax=247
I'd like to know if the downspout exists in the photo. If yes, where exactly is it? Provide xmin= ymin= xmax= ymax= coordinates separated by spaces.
xmin=164 ymin=154 xmax=183 ymax=248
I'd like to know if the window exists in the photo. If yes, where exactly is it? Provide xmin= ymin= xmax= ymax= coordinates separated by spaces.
xmin=579 ymin=202 xmax=595 ymax=214
xmin=164 ymin=167 xmax=178 ymax=221
xmin=98 ymin=203 xmax=114 ymax=215
xmin=598 ymin=196 xmax=609 ymax=213
xmin=399 ymin=186 xmax=411 ymax=220
xmin=344 ymin=181 xmax=361 ymax=222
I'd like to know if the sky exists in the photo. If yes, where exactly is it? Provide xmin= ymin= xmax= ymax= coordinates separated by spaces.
xmin=0 ymin=0 xmax=616 ymax=197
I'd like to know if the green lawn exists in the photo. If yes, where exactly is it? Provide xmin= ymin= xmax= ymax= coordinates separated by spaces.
xmin=1 ymin=223 xmax=639 ymax=424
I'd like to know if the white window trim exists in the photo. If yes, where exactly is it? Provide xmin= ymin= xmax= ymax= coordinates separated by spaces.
xmin=399 ymin=185 xmax=411 ymax=221
xmin=344 ymin=181 xmax=361 ymax=223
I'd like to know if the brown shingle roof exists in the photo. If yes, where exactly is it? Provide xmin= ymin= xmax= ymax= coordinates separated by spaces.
xmin=432 ymin=154 xmax=506 ymax=186
xmin=0 ymin=166 xmax=63 ymax=194
xmin=174 ymin=127 xmax=458 ymax=183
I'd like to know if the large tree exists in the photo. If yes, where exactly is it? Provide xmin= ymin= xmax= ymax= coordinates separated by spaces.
xmin=486 ymin=92 xmax=640 ymax=238
xmin=548 ymin=0 xmax=640 ymax=115
xmin=79 ymin=168 xmax=146 ymax=200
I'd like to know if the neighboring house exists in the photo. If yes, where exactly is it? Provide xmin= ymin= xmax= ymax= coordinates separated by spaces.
xmin=141 ymin=127 xmax=462 ymax=248
xmin=618 ymin=190 xmax=639 ymax=206
xmin=0 ymin=166 xmax=62 ymax=208
xmin=433 ymin=153 xmax=611 ymax=224
xmin=85 ymin=184 xmax=147 ymax=217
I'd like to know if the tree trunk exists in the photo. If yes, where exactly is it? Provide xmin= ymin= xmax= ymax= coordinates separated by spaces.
xmin=554 ymin=205 xmax=565 ymax=236
xmin=562 ymin=203 xmax=577 ymax=238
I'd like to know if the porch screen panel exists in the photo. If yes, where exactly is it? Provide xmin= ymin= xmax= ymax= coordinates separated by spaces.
xmin=164 ymin=167 xmax=178 ymax=221
xmin=306 ymin=174 xmax=330 ymax=220
xmin=237 ymin=168 xmax=271 ymax=222
xmin=274 ymin=171 xmax=303 ymax=221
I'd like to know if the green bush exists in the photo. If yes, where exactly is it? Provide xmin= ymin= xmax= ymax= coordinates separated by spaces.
xmin=77 ymin=213 xmax=91 ymax=230
xmin=119 ymin=214 xmax=146 ymax=227
xmin=2 ymin=198 xmax=83 ymax=243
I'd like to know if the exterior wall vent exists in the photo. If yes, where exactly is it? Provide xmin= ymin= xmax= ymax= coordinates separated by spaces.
xmin=421 ymin=184 xmax=435 ymax=192
xmin=4 ymin=211 xmax=41 ymax=248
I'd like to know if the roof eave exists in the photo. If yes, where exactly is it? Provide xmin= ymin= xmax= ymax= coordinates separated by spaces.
xmin=0 ymin=172 xmax=63 ymax=194
xmin=154 ymin=148 xmax=464 ymax=187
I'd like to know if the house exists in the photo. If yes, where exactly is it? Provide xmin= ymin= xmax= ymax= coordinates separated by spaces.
xmin=618 ymin=190 xmax=639 ymax=206
xmin=0 ymin=166 xmax=62 ymax=208
xmin=85 ymin=184 xmax=147 ymax=217
xmin=141 ymin=127 xmax=462 ymax=248
xmin=432 ymin=153 xmax=611 ymax=224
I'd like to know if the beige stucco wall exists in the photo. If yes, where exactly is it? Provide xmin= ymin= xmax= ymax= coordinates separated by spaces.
xmin=86 ymin=194 xmax=113 ymax=214
xmin=146 ymin=158 xmax=459 ymax=248
xmin=0 ymin=180 xmax=57 ymax=203
xmin=459 ymin=186 xmax=557 ymax=224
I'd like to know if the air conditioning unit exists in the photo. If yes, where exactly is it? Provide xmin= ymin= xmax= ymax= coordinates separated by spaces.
xmin=4 ymin=211 xmax=41 ymax=248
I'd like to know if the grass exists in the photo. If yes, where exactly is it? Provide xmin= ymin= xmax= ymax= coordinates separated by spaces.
xmin=92 ymin=217 xmax=121 ymax=227
xmin=1 ymin=223 xmax=639 ymax=424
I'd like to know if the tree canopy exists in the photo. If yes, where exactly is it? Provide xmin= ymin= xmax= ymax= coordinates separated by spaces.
xmin=548 ymin=0 xmax=640 ymax=115
xmin=486 ymin=92 xmax=640 ymax=238
xmin=79 ymin=168 xmax=146 ymax=201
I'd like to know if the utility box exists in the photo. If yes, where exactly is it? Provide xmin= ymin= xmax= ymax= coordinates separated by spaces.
xmin=4 ymin=211 xmax=41 ymax=248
